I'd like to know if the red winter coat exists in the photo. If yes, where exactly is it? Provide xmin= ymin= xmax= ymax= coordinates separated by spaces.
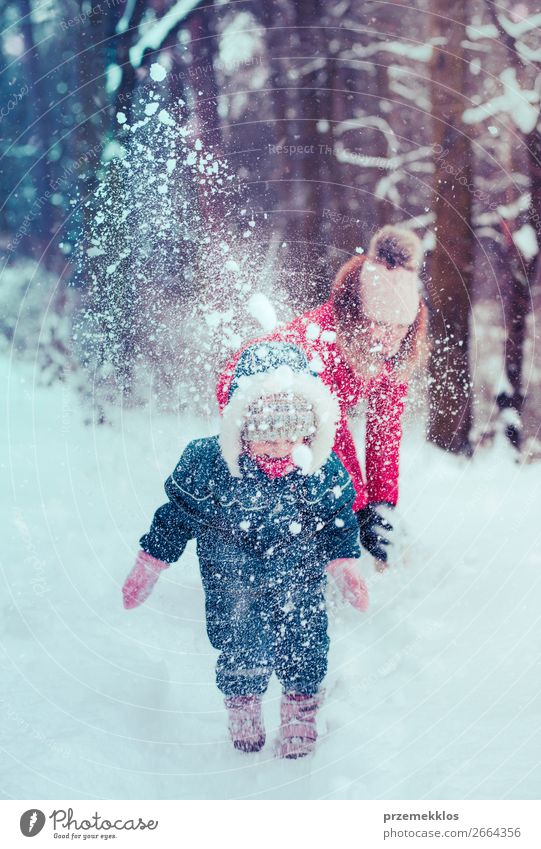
xmin=216 ymin=297 xmax=408 ymax=512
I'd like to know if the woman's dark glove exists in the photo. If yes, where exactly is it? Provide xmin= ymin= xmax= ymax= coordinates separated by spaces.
xmin=356 ymin=503 xmax=394 ymax=562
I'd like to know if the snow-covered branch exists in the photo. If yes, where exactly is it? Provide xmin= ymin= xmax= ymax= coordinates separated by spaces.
xmin=388 ymin=70 xmax=430 ymax=110
xmin=466 ymin=23 xmax=498 ymax=41
xmin=130 ymin=0 xmax=204 ymax=68
xmin=495 ymin=11 xmax=541 ymax=40
xmin=352 ymin=40 xmax=432 ymax=62
xmin=334 ymin=140 xmax=435 ymax=173
xmin=116 ymin=0 xmax=137 ymax=34
xmin=334 ymin=115 xmax=398 ymax=156
xmin=463 ymin=68 xmax=539 ymax=133
xmin=334 ymin=142 xmax=400 ymax=170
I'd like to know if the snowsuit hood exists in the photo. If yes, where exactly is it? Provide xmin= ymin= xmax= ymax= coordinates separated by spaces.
xmin=219 ymin=342 xmax=340 ymax=479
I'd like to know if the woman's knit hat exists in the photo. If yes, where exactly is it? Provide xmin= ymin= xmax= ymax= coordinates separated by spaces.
xmin=359 ymin=226 xmax=422 ymax=325
xmin=219 ymin=342 xmax=340 ymax=477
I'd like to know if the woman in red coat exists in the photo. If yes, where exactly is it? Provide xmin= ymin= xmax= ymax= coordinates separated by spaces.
xmin=216 ymin=226 xmax=428 ymax=567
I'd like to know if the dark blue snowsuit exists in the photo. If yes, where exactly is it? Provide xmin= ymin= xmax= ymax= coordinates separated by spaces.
xmin=140 ymin=436 xmax=361 ymax=696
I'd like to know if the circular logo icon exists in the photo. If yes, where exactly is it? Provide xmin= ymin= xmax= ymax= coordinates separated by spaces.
xmin=20 ymin=810 xmax=46 ymax=837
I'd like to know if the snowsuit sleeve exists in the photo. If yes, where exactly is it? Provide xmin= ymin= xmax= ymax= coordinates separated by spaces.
xmin=365 ymin=377 xmax=408 ymax=505
xmin=139 ymin=441 xmax=205 ymax=563
xmin=318 ymin=459 xmax=362 ymax=562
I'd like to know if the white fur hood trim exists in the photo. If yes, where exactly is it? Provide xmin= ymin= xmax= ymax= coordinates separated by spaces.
xmin=219 ymin=366 xmax=340 ymax=478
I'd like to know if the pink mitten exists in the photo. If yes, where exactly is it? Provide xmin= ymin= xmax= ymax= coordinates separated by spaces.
xmin=122 ymin=550 xmax=170 ymax=609
xmin=327 ymin=558 xmax=369 ymax=612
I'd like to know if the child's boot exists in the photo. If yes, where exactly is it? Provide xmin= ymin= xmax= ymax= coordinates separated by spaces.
xmin=278 ymin=692 xmax=321 ymax=759
xmin=224 ymin=695 xmax=265 ymax=753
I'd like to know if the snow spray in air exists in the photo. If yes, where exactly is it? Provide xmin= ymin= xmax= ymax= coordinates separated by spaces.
xmin=74 ymin=62 xmax=291 ymax=416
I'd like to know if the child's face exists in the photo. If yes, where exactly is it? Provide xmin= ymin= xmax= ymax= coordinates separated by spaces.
xmin=248 ymin=437 xmax=304 ymax=459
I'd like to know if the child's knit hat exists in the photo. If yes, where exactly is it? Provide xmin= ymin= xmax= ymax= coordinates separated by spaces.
xmin=243 ymin=393 xmax=316 ymax=444
xmin=219 ymin=342 xmax=340 ymax=477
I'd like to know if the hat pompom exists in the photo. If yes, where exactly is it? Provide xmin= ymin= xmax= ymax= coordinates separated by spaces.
xmin=368 ymin=226 xmax=423 ymax=271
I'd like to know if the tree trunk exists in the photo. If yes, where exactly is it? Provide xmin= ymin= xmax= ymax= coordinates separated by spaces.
xmin=483 ymin=0 xmax=541 ymax=447
xmin=426 ymin=0 xmax=473 ymax=453
xmin=18 ymin=0 xmax=52 ymax=256
xmin=255 ymin=0 xmax=294 ymax=237
xmin=75 ymin=4 xmax=132 ymax=400
xmin=520 ymin=255 xmax=541 ymax=450
xmin=189 ymin=1 xmax=224 ymax=227
xmin=500 ymin=125 xmax=541 ymax=447
xmin=283 ymin=0 xmax=334 ymax=299
xmin=496 ymin=222 xmax=528 ymax=447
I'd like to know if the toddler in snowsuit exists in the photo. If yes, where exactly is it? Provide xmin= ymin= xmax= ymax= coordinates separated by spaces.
xmin=122 ymin=342 xmax=369 ymax=758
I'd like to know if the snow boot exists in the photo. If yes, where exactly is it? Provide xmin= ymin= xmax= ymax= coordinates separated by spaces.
xmin=278 ymin=692 xmax=321 ymax=759
xmin=224 ymin=695 xmax=265 ymax=753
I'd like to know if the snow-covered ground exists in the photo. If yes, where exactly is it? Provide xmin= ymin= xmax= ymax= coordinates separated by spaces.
xmin=3 ymin=356 xmax=541 ymax=800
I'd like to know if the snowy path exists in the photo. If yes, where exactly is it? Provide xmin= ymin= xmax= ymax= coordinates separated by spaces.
xmin=3 ymin=360 xmax=541 ymax=800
